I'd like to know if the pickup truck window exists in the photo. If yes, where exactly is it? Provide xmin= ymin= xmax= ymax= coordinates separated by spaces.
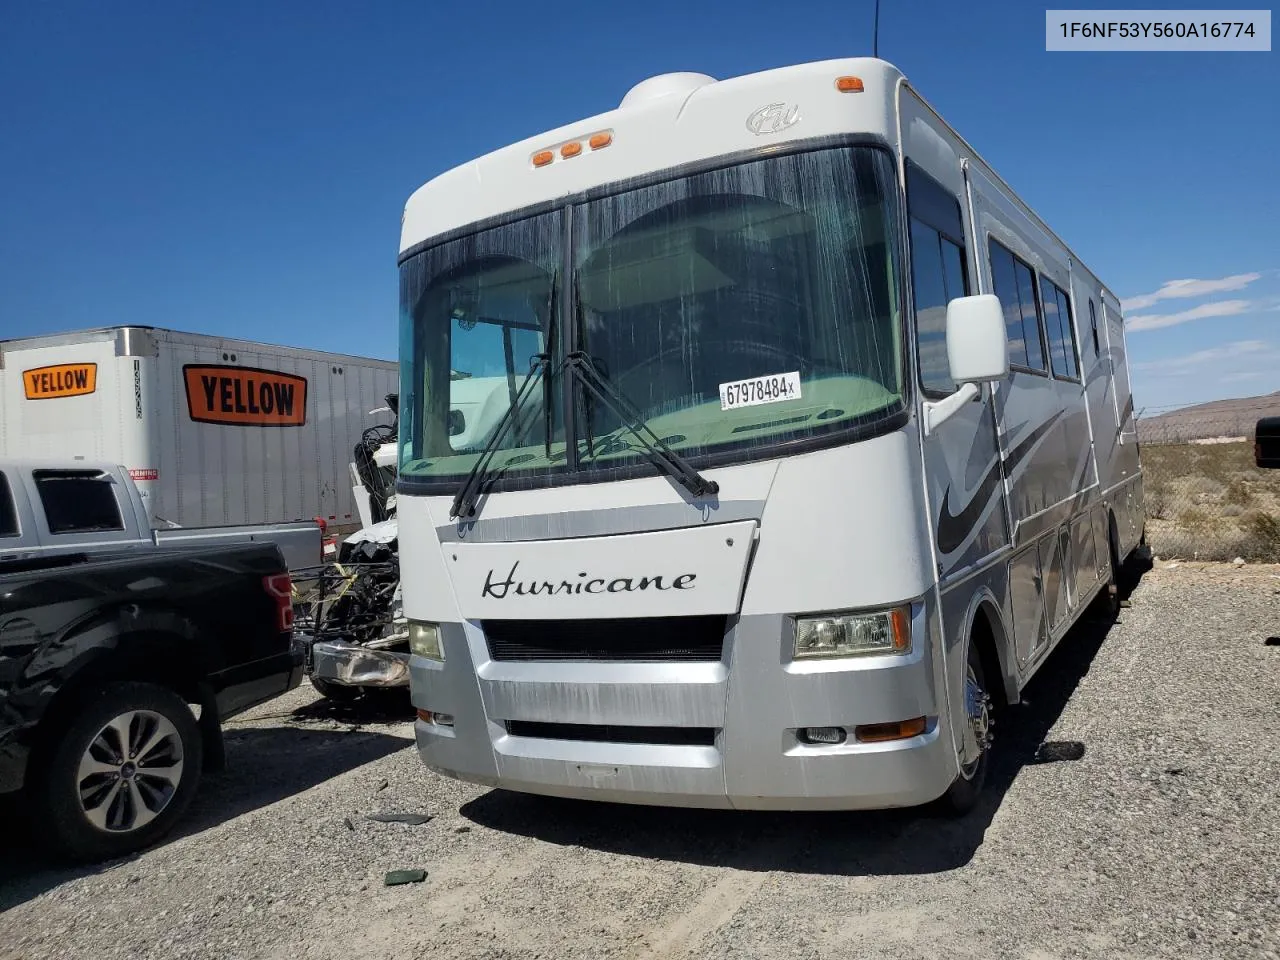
xmin=33 ymin=470 xmax=126 ymax=534
xmin=0 ymin=472 xmax=18 ymax=538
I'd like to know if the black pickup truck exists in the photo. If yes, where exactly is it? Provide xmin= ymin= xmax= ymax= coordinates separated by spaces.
xmin=0 ymin=542 xmax=303 ymax=861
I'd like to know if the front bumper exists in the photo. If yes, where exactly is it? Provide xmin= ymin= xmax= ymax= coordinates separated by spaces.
xmin=410 ymin=613 xmax=958 ymax=811
xmin=310 ymin=640 xmax=410 ymax=688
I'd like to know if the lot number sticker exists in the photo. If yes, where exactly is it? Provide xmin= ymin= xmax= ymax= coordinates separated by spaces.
xmin=719 ymin=372 xmax=802 ymax=411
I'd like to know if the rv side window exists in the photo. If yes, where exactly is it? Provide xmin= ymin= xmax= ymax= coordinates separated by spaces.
xmin=1040 ymin=277 xmax=1079 ymax=380
xmin=1088 ymin=299 xmax=1100 ymax=357
xmin=0 ymin=472 xmax=18 ymax=538
xmin=1057 ymin=285 xmax=1080 ymax=378
xmin=988 ymin=238 xmax=1047 ymax=373
xmin=32 ymin=470 xmax=126 ymax=535
xmin=909 ymin=224 xmax=969 ymax=395
xmin=905 ymin=164 xmax=969 ymax=396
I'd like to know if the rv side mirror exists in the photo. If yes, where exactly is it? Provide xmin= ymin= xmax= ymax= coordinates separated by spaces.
xmin=946 ymin=295 xmax=1009 ymax=385
xmin=1255 ymin=417 xmax=1280 ymax=469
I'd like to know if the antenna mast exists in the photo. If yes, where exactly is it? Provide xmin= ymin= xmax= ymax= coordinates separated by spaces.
xmin=873 ymin=0 xmax=882 ymax=58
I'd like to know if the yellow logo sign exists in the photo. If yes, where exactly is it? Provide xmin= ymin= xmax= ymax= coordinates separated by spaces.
xmin=183 ymin=365 xmax=308 ymax=427
xmin=23 ymin=363 xmax=98 ymax=400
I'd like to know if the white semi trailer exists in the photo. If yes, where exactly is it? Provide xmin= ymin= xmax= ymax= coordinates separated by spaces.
xmin=0 ymin=326 xmax=398 ymax=532
xmin=394 ymin=58 xmax=1144 ymax=813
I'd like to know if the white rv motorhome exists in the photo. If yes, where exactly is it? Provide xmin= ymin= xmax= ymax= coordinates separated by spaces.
xmin=395 ymin=58 xmax=1144 ymax=812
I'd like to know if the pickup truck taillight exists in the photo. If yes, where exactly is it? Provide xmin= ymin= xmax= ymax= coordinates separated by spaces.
xmin=263 ymin=573 xmax=295 ymax=633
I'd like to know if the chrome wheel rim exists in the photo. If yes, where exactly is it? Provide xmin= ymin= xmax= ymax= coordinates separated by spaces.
xmin=77 ymin=710 xmax=185 ymax=833
xmin=959 ymin=663 xmax=993 ymax=778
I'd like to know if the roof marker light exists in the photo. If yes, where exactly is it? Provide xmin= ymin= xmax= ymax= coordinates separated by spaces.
xmin=560 ymin=141 xmax=583 ymax=159
xmin=532 ymin=150 xmax=554 ymax=167
xmin=589 ymin=132 xmax=613 ymax=150
xmin=836 ymin=76 xmax=865 ymax=93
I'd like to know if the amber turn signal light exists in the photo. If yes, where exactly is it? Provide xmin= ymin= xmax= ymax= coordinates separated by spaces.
xmin=854 ymin=716 xmax=927 ymax=743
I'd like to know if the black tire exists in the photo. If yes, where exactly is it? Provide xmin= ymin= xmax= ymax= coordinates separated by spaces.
xmin=938 ymin=641 xmax=993 ymax=817
xmin=309 ymin=676 xmax=363 ymax=701
xmin=363 ymin=685 xmax=415 ymax=715
xmin=37 ymin=682 xmax=203 ymax=863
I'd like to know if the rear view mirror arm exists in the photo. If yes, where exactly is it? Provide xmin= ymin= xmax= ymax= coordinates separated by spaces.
xmin=922 ymin=382 xmax=981 ymax=436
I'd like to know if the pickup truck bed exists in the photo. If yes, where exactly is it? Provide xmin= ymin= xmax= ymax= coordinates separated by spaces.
xmin=0 ymin=458 xmax=322 ymax=570
xmin=0 ymin=541 xmax=303 ymax=861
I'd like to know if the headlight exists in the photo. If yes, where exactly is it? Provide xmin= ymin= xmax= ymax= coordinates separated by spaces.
xmin=793 ymin=606 xmax=911 ymax=660
xmin=408 ymin=621 xmax=444 ymax=661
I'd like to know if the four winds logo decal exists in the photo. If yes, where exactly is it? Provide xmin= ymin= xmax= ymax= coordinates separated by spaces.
xmin=746 ymin=102 xmax=800 ymax=136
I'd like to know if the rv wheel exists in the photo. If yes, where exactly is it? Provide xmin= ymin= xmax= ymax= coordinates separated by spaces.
xmin=938 ymin=642 xmax=993 ymax=816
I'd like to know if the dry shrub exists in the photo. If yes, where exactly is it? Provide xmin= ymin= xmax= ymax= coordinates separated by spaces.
xmin=1196 ymin=454 xmax=1230 ymax=483
xmin=1183 ymin=475 xmax=1225 ymax=501
xmin=1180 ymin=507 xmax=1210 ymax=527
xmin=1145 ymin=482 xmax=1170 ymax=520
xmin=1242 ymin=511 xmax=1280 ymax=561
xmin=1224 ymin=476 xmax=1253 ymax=506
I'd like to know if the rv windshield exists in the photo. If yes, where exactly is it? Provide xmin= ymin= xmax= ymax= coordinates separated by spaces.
xmin=398 ymin=145 xmax=905 ymax=488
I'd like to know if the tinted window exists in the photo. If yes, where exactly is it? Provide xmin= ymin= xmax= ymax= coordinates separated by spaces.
xmin=990 ymin=242 xmax=1025 ymax=365
xmin=1014 ymin=260 xmax=1045 ymax=372
xmin=910 ymin=220 xmax=951 ymax=394
xmin=0 ymin=472 xmax=17 ymax=538
xmin=33 ymin=470 xmax=125 ymax=534
xmin=941 ymin=239 xmax=967 ymax=307
xmin=1041 ymin=278 xmax=1066 ymax=375
xmin=906 ymin=166 xmax=968 ymax=396
xmin=989 ymin=239 xmax=1046 ymax=373
xmin=1042 ymin=278 xmax=1079 ymax=380
xmin=1088 ymin=298 xmax=1100 ymax=357
xmin=1057 ymin=286 xmax=1079 ymax=378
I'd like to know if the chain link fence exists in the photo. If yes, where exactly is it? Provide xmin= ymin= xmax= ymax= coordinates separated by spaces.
xmin=1136 ymin=412 xmax=1280 ymax=562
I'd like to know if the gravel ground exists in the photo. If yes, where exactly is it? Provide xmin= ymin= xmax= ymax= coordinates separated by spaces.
xmin=2 ymin=559 xmax=1278 ymax=960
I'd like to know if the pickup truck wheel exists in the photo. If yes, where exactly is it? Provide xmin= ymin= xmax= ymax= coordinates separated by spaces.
xmin=38 ymin=682 xmax=203 ymax=863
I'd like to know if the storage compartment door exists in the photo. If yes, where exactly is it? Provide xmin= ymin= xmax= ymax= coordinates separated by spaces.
xmin=1009 ymin=544 xmax=1046 ymax=669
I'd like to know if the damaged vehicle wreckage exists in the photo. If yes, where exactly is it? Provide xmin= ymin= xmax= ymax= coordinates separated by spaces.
xmin=292 ymin=395 xmax=409 ymax=700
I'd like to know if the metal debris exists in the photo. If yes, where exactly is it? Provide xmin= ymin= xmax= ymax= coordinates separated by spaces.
xmin=384 ymin=869 xmax=428 ymax=886
xmin=367 ymin=812 xmax=434 ymax=826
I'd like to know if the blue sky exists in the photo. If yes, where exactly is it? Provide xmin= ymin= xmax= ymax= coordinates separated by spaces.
xmin=1 ymin=0 xmax=1275 ymax=413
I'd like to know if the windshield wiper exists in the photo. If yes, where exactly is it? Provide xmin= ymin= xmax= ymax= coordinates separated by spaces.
xmin=565 ymin=350 xmax=719 ymax=499
xmin=450 ymin=354 xmax=552 ymax=520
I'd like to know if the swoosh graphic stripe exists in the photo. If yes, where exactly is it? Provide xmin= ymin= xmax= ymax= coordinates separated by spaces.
xmin=1118 ymin=394 xmax=1134 ymax=432
xmin=936 ymin=460 xmax=1002 ymax=556
xmin=935 ymin=411 xmax=1064 ymax=556
xmin=1005 ymin=411 xmax=1063 ymax=474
